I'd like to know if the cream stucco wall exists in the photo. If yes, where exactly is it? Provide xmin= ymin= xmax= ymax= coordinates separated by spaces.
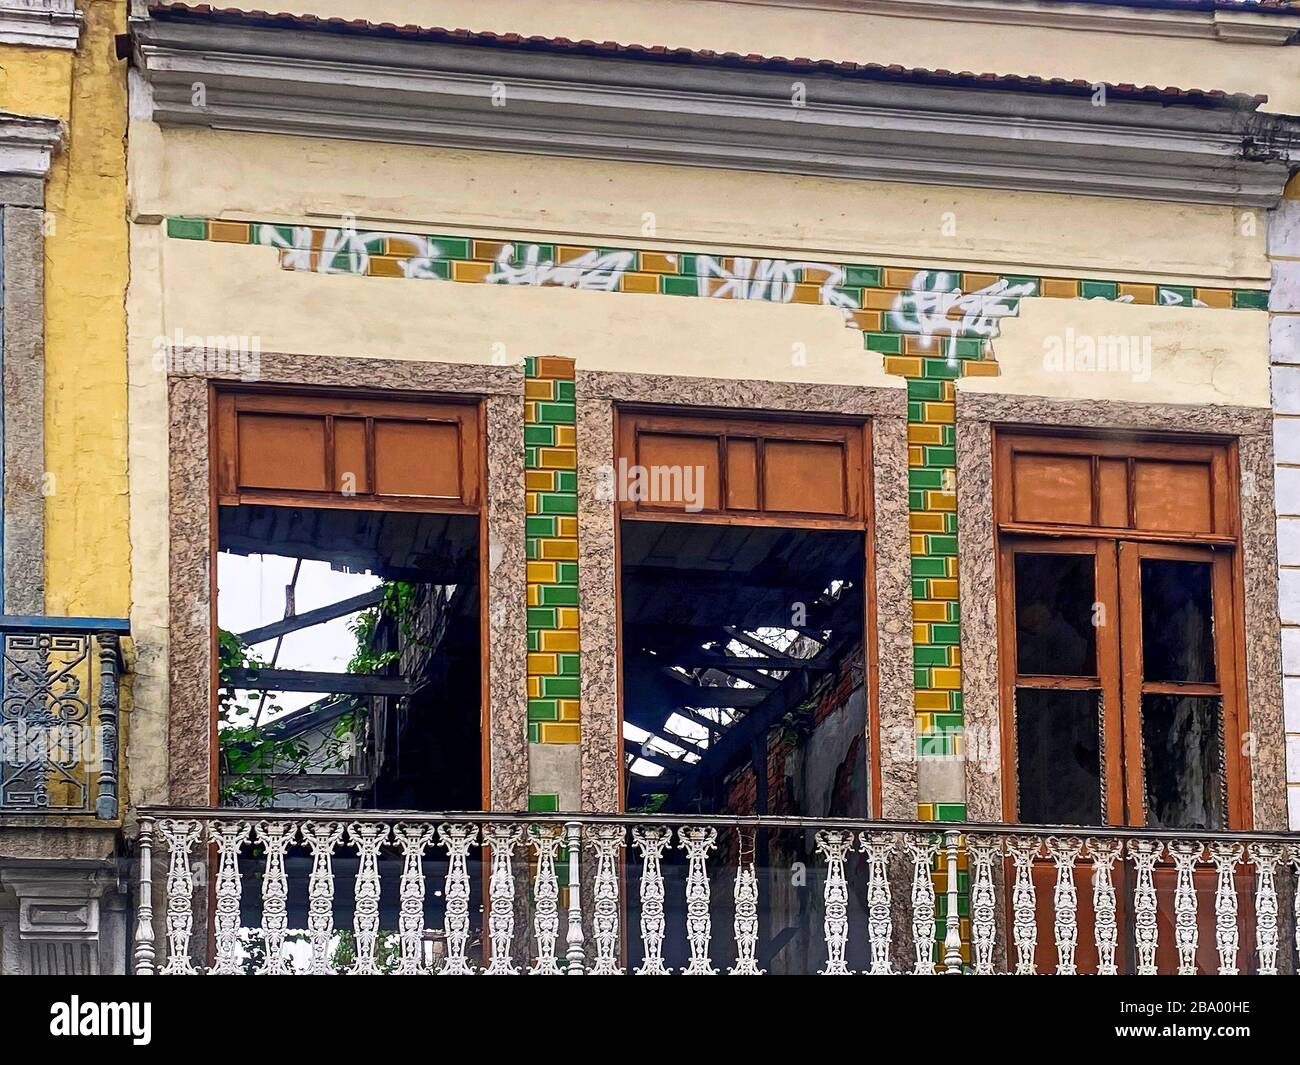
xmin=219 ymin=0 xmax=1300 ymax=114
xmin=961 ymin=298 xmax=1272 ymax=408
xmin=125 ymin=111 xmax=1277 ymax=807
xmin=131 ymin=126 xmax=1269 ymax=287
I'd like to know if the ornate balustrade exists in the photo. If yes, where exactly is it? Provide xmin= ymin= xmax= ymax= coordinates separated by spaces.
xmin=131 ymin=809 xmax=1300 ymax=975
xmin=0 ymin=616 xmax=129 ymax=819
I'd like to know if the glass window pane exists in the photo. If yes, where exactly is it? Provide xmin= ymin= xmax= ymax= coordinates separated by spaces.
xmin=1014 ymin=553 xmax=1097 ymax=676
xmin=1015 ymin=687 xmax=1102 ymax=825
xmin=1140 ymin=559 xmax=1215 ymax=684
xmin=1140 ymin=694 xmax=1224 ymax=831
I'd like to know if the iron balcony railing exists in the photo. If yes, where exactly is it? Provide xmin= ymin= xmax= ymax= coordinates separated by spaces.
xmin=0 ymin=616 xmax=129 ymax=819
xmin=131 ymin=809 xmax=1300 ymax=975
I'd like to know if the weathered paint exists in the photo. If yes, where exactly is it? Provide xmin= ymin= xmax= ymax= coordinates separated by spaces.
xmin=0 ymin=2 xmax=131 ymax=619
xmin=165 ymin=215 xmax=1269 ymax=826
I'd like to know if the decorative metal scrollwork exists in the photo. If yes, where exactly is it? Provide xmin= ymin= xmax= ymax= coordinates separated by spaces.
xmin=302 ymin=821 xmax=344 ymax=975
xmin=1169 ymin=841 xmax=1203 ymax=975
xmin=0 ymin=631 xmax=94 ymax=813
xmin=587 ymin=824 xmax=625 ymax=975
xmin=903 ymin=833 xmax=940 ymax=975
xmin=815 ymin=829 xmax=855 ymax=975
xmin=632 ymin=825 xmax=673 ymax=975
xmin=393 ymin=824 xmax=435 ymax=975
xmin=483 ymin=823 xmax=523 ymax=975
xmin=208 ymin=820 xmax=250 ymax=975
xmin=965 ymin=834 xmax=999 ymax=976
xmin=1086 ymin=838 xmax=1123 ymax=976
xmin=1006 ymin=836 xmax=1041 ymax=975
xmin=1046 ymin=837 xmax=1082 ymax=975
xmin=1209 ymin=842 xmax=1243 ymax=975
xmin=255 ymin=821 xmax=296 ymax=975
xmin=679 ymin=826 xmax=718 ymax=975
xmin=437 ymin=823 xmax=478 ymax=975
xmin=1249 ymin=843 xmax=1282 ymax=976
xmin=1130 ymin=838 xmax=1162 ymax=976
xmin=529 ymin=825 xmax=565 ymax=975
xmin=158 ymin=819 xmax=203 ymax=975
xmin=728 ymin=829 xmax=763 ymax=976
xmin=347 ymin=823 xmax=389 ymax=975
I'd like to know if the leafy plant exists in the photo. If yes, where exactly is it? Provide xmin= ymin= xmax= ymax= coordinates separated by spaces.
xmin=217 ymin=630 xmax=311 ymax=805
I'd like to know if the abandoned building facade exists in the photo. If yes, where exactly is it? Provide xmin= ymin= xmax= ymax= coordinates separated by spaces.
xmin=3 ymin=0 xmax=1300 ymax=976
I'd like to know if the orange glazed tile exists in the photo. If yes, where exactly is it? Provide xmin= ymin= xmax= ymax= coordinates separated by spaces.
xmin=915 ymin=691 xmax=949 ymax=712
xmin=557 ymin=245 xmax=597 ymax=263
xmin=366 ymin=256 xmax=406 ymax=278
xmin=473 ymin=240 xmax=514 ymax=261
xmin=525 ymin=379 xmax=556 ymax=400
xmin=1117 ymin=283 xmax=1157 ymax=305
xmin=1195 ymin=288 xmax=1232 ymax=309
xmin=452 ymin=260 xmax=492 ymax=283
xmin=539 ymin=722 xmax=581 ymax=744
xmin=962 ymin=360 xmax=1000 ymax=377
xmin=1041 ymin=278 xmax=1081 ymax=299
xmin=534 ymin=356 xmax=576 ymax=379
xmin=849 ymin=310 xmax=882 ymax=331
xmin=961 ymin=273 xmax=1001 ymax=293
xmin=883 ymin=267 xmax=920 ymax=289
xmin=910 ymin=512 xmax=945 ymax=533
xmin=537 ymin=447 xmax=577 ymax=470
xmin=930 ymin=578 xmax=959 ymax=599
xmin=620 ymin=273 xmax=659 ymax=294
xmin=908 ymin=424 xmax=944 ymax=446
xmin=639 ymin=252 xmax=679 ymax=274
xmin=914 ymin=601 xmax=947 ymax=622
xmin=209 ymin=221 xmax=251 ymax=244
xmin=884 ymin=356 xmax=923 ymax=377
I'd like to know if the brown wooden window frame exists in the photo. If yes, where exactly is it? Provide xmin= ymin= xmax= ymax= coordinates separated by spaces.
xmin=994 ymin=428 xmax=1251 ymax=830
xmin=615 ymin=407 xmax=867 ymax=529
xmin=208 ymin=384 xmax=492 ymax=809
xmin=612 ymin=406 xmax=882 ymax=812
xmin=215 ymin=387 xmax=482 ymax=513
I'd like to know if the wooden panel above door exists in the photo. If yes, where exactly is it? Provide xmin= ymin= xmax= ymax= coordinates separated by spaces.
xmin=996 ymin=430 xmax=1233 ymax=540
xmin=215 ymin=389 xmax=481 ymax=512
xmin=616 ymin=409 xmax=867 ymax=527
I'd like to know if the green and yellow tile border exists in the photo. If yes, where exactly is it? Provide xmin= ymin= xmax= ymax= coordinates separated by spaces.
xmin=166 ymin=216 xmax=1268 ymax=831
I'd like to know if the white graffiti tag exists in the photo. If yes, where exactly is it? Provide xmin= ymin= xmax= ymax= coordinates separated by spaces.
xmin=255 ymin=224 xmax=443 ymax=279
xmin=887 ymin=270 xmax=1036 ymax=357
xmin=695 ymin=256 xmax=859 ymax=313
xmin=486 ymin=245 xmax=634 ymax=290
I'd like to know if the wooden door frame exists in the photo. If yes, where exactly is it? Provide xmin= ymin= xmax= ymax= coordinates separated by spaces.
xmin=992 ymin=428 xmax=1252 ymax=831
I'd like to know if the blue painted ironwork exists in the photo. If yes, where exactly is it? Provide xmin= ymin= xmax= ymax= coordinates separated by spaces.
xmin=0 ymin=616 xmax=129 ymax=818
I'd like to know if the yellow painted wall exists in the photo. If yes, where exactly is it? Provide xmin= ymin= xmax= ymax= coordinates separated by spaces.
xmin=225 ymin=0 xmax=1300 ymax=114
xmin=0 ymin=2 xmax=130 ymax=619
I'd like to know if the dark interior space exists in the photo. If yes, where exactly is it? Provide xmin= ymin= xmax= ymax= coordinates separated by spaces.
xmin=217 ymin=503 xmax=482 ymax=812
xmin=619 ymin=520 xmax=867 ymax=817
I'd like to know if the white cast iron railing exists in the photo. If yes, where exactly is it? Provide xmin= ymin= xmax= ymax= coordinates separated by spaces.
xmin=131 ymin=809 xmax=1300 ymax=975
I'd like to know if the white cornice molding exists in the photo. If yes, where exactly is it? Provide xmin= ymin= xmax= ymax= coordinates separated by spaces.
xmin=0 ymin=0 xmax=83 ymax=49
xmin=0 ymin=112 xmax=65 ymax=177
xmin=130 ymin=19 xmax=1300 ymax=207
xmin=727 ymin=0 xmax=1300 ymax=43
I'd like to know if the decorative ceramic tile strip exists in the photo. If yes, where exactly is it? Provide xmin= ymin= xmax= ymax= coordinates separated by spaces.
xmin=166 ymin=217 xmax=1269 ymax=819
xmin=525 ymin=355 xmax=582 ymax=747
